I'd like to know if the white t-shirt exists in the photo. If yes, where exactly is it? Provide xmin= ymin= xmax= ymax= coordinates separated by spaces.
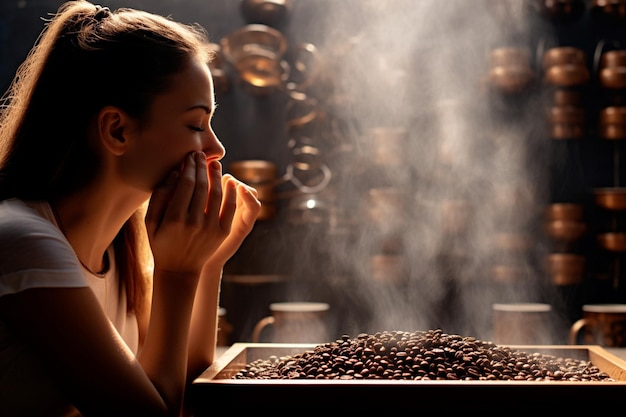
xmin=0 ymin=198 xmax=139 ymax=417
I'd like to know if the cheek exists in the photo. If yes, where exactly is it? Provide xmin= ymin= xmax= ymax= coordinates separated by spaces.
xmin=122 ymin=133 xmax=188 ymax=191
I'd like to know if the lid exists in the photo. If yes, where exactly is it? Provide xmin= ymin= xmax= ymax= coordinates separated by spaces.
xmin=493 ymin=303 xmax=552 ymax=312
xmin=269 ymin=302 xmax=330 ymax=313
xmin=583 ymin=304 xmax=626 ymax=313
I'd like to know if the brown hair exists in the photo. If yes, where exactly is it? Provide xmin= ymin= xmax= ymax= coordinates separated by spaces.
xmin=0 ymin=0 xmax=214 ymax=313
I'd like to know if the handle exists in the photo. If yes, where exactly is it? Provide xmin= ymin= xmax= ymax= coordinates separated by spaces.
xmin=593 ymin=38 xmax=621 ymax=78
xmin=282 ymin=162 xmax=332 ymax=194
xmin=569 ymin=317 xmax=591 ymax=345
xmin=251 ymin=316 xmax=275 ymax=342
xmin=285 ymin=43 xmax=322 ymax=94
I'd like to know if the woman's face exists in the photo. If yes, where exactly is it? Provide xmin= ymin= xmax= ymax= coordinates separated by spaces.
xmin=119 ymin=57 xmax=225 ymax=192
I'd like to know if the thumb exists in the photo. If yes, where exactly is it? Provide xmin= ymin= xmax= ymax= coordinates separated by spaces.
xmin=146 ymin=171 xmax=179 ymax=232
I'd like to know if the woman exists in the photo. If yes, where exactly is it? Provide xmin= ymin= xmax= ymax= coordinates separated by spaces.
xmin=0 ymin=1 xmax=261 ymax=416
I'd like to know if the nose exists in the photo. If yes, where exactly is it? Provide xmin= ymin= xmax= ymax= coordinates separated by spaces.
xmin=204 ymin=129 xmax=226 ymax=160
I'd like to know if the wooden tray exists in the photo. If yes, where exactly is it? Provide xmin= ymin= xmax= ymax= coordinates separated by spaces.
xmin=191 ymin=343 xmax=626 ymax=413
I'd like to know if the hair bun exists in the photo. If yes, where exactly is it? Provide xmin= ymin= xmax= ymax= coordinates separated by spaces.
xmin=93 ymin=5 xmax=110 ymax=22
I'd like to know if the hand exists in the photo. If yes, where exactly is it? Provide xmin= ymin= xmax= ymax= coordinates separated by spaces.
xmin=145 ymin=152 xmax=237 ymax=275
xmin=204 ymin=174 xmax=261 ymax=268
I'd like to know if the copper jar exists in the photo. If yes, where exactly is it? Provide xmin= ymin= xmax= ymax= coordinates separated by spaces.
xmin=599 ymin=50 xmax=626 ymax=89
xmin=488 ymin=47 xmax=534 ymax=94
xmin=548 ymin=105 xmax=586 ymax=139
xmin=229 ymin=160 xmax=279 ymax=220
xmin=543 ymin=47 xmax=590 ymax=87
xmin=546 ymin=253 xmax=586 ymax=286
xmin=599 ymin=106 xmax=626 ymax=139
xmin=595 ymin=187 xmax=626 ymax=210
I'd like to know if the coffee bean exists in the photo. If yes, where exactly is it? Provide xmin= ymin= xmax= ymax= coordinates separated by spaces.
xmin=233 ymin=330 xmax=616 ymax=382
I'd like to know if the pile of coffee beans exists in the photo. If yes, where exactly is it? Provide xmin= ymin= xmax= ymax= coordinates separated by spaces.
xmin=233 ymin=329 xmax=615 ymax=381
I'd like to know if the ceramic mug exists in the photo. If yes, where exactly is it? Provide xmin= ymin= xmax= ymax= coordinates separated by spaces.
xmin=492 ymin=303 xmax=554 ymax=345
xmin=251 ymin=302 xmax=330 ymax=343
xmin=569 ymin=304 xmax=626 ymax=347
xmin=217 ymin=307 xmax=233 ymax=346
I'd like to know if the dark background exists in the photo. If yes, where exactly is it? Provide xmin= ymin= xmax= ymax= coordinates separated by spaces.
xmin=2 ymin=0 xmax=626 ymax=345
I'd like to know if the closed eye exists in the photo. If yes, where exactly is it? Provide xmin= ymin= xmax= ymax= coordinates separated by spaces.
xmin=189 ymin=125 xmax=206 ymax=132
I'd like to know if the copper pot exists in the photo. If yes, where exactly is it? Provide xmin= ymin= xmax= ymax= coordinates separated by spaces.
xmin=546 ymin=203 xmax=584 ymax=221
xmin=548 ymin=105 xmax=586 ymax=139
xmin=221 ymin=24 xmax=287 ymax=64
xmin=594 ymin=187 xmax=626 ymax=210
xmin=543 ymin=46 xmax=586 ymax=68
xmin=599 ymin=66 xmax=626 ymax=90
xmin=598 ymin=232 xmax=626 ymax=252
xmin=488 ymin=47 xmax=534 ymax=93
xmin=546 ymin=220 xmax=587 ymax=242
xmin=490 ymin=47 xmax=531 ymax=67
xmin=600 ymin=50 xmax=626 ymax=87
xmin=229 ymin=160 xmax=280 ymax=220
xmin=489 ymin=66 xmax=534 ymax=94
xmin=552 ymin=89 xmax=583 ymax=106
xmin=600 ymin=106 xmax=626 ymax=123
xmin=240 ymin=0 xmax=293 ymax=27
xmin=546 ymin=253 xmax=586 ymax=286
xmin=599 ymin=106 xmax=626 ymax=139
xmin=602 ymin=50 xmax=626 ymax=67
xmin=543 ymin=47 xmax=589 ymax=87
xmin=551 ymin=123 xmax=585 ymax=139
xmin=550 ymin=104 xmax=586 ymax=136
xmin=545 ymin=65 xmax=590 ymax=86
xmin=235 ymin=51 xmax=290 ymax=95
xmin=549 ymin=106 xmax=586 ymax=123
xmin=229 ymin=160 xmax=278 ymax=183
xmin=599 ymin=123 xmax=626 ymax=140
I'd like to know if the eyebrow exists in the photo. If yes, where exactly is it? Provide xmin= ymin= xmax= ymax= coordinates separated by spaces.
xmin=185 ymin=103 xmax=215 ymax=114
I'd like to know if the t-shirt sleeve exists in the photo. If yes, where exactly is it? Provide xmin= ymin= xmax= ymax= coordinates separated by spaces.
xmin=0 ymin=205 xmax=87 ymax=297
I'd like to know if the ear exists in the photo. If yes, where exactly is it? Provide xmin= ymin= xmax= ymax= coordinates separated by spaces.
xmin=97 ymin=105 xmax=131 ymax=156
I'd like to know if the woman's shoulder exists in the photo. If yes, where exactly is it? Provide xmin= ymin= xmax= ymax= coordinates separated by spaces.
xmin=0 ymin=198 xmax=62 ymax=239
xmin=0 ymin=198 xmax=85 ymax=295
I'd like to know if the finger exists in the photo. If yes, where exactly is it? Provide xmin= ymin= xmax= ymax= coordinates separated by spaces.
xmin=237 ymin=183 xmax=262 ymax=227
xmin=222 ymin=174 xmax=257 ymax=198
xmin=205 ymin=159 xmax=224 ymax=223
xmin=218 ymin=176 xmax=238 ymax=229
xmin=145 ymin=170 xmax=179 ymax=234
xmin=222 ymin=175 xmax=260 ymax=227
xmin=165 ymin=152 xmax=198 ymax=221
xmin=188 ymin=152 xmax=209 ymax=223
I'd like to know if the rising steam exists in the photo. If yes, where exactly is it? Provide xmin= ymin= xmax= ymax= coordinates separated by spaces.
xmin=283 ymin=0 xmax=566 ymax=343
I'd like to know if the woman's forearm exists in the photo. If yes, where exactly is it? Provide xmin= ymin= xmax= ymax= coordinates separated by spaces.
xmin=137 ymin=269 xmax=201 ymax=416
xmin=186 ymin=263 xmax=222 ymax=380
